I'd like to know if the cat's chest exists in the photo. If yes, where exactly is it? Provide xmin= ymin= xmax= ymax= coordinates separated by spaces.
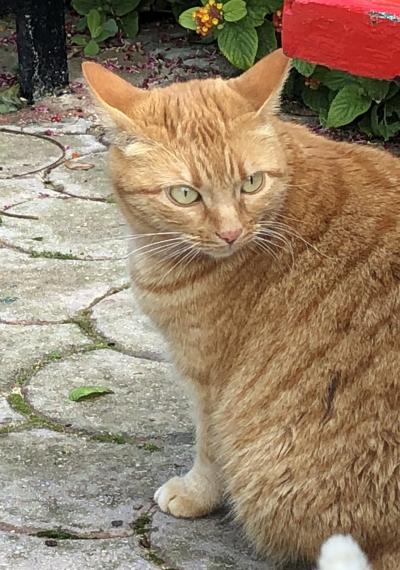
xmin=134 ymin=279 xmax=236 ymax=381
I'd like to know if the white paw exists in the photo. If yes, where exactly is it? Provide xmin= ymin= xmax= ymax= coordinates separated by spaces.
xmin=318 ymin=534 xmax=371 ymax=570
xmin=154 ymin=473 xmax=220 ymax=518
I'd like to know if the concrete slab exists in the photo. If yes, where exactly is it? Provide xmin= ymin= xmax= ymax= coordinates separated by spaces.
xmin=0 ymin=249 xmax=127 ymax=322
xmin=1 ymin=197 xmax=125 ymax=259
xmin=0 ymin=430 xmax=192 ymax=536
xmin=0 ymin=131 xmax=64 ymax=179
xmin=0 ymin=323 xmax=91 ymax=390
xmin=92 ymin=289 xmax=168 ymax=361
xmin=0 ymin=534 xmax=158 ymax=570
xmin=26 ymin=350 xmax=190 ymax=438
xmin=48 ymin=154 xmax=113 ymax=200
xmin=0 ymin=397 xmax=24 ymax=426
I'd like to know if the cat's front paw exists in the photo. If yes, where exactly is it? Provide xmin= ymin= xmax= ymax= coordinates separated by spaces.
xmin=154 ymin=471 xmax=221 ymax=518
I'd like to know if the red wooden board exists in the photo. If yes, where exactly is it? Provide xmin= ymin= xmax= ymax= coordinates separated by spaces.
xmin=282 ymin=0 xmax=400 ymax=79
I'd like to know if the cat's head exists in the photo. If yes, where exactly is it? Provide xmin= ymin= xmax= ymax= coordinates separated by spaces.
xmin=83 ymin=50 xmax=291 ymax=259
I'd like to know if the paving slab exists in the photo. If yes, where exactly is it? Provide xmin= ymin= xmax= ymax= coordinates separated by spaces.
xmin=48 ymin=153 xmax=114 ymax=200
xmin=92 ymin=289 xmax=169 ymax=361
xmin=0 ymin=534 xmax=157 ymax=570
xmin=0 ymin=131 xmax=64 ymax=179
xmin=26 ymin=350 xmax=190 ymax=438
xmin=22 ymin=118 xmax=92 ymax=135
xmin=54 ymin=133 xmax=107 ymax=159
xmin=0 ymin=429 xmax=191 ymax=535
xmin=0 ymin=323 xmax=91 ymax=390
xmin=0 ymin=176 xmax=55 ymax=210
xmin=0 ymin=249 xmax=127 ymax=322
xmin=151 ymin=513 xmax=309 ymax=570
xmin=1 ymin=196 xmax=125 ymax=259
xmin=0 ymin=397 xmax=24 ymax=426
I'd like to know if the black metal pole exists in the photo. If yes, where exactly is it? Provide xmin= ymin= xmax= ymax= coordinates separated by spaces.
xmin=16 ymin=0 xmax=69 ymax=103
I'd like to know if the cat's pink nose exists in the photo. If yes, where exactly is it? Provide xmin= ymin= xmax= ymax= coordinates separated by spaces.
xmin=216 ymin=228 xmax=242 ymax=244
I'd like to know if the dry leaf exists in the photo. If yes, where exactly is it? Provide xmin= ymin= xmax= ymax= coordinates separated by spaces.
xmin=64 ymin=160 xmax=94 ymax=171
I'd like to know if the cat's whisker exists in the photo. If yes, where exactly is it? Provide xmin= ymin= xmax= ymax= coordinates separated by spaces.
xmin=155 ymin=245 xmax=198 ymax=289
xmin=255 ymin=233 xmax=294 ymax=269
xmin=129 ymin=240 xmax=185 ymax=263
xmin=120 ymin=237 xmax=184 ymax=260
xmin=260 ymin=220 xmax=335 ymax=260
xmin=253 ymin=237 xmax=281 ymax=265
xmin=109 ymin=231 xmax=182 ymax=242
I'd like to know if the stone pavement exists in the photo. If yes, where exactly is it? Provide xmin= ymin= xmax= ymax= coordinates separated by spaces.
xmin=0 ymin=30 xmax=310 ymax=570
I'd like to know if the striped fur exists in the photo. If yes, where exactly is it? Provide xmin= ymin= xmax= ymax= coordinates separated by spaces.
xmin=83 ymin=51 xmax=400 ymax=569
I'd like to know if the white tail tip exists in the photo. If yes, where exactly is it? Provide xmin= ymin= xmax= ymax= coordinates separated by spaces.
xmin=317 ymin=535 xmax=372 ymax=570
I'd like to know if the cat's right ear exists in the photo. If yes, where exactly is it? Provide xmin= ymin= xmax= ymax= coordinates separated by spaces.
xmin=82 ymin=62 xmax=145 ymax=131
xmin=227 ymin=49 xmax=291 ymax=115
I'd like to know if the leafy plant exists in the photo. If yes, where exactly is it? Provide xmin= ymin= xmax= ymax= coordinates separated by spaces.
xmin=178 ymin=0 xmax=282 ymax=69
xmin=71 ymin=0 xmax=141 ymax=55
xmin=291 ymin=59 xmax=400 ymax=140
xmin=0 ymin=84 xmax=23 ymax=114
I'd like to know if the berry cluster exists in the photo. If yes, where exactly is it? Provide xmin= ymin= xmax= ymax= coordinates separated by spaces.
xmin=192 ymin=0 xmax=224 ymax=36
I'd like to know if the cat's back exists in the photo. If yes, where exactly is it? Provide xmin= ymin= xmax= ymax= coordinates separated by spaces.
xmin=214 ymin=132 xmax=400 ymax=560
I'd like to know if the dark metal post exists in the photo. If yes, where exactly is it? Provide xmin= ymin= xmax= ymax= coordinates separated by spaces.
xmin=16 ymin=0 xmax=69 ymax=103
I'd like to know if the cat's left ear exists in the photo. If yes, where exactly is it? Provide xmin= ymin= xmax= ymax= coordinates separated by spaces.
xmin=227 ymin=49 xmax=291 ymax=116
xmin=82 ymin=61 xmax=145 ymax=131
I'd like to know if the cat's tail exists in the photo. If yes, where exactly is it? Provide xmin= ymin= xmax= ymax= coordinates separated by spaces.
xmin=317 ymin=535 xmax=372 ymax=570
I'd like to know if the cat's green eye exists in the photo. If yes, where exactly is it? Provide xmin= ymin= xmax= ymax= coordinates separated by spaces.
xmin=241 ymin=172 xmax=265 ymax=194
xmin=168 ymin=186 xmax=201 ymax=206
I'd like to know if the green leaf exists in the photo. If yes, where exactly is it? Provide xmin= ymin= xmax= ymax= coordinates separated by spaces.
xmin=301 ymin=85 xmax=329 ymax=114
xmin=0 ymin=102 xmax=18 ymax=113
xmin=256 ymin=20 xmax=277 ymax=59
xmin=121 ymin=11 xmax=139 ymax=37
xmin=0 ymin=84 xmax=22 ymax=113
xmin=292 ymin=59 xmax=316 ymax=77
xmin=75 ymin=16 xmax=88 ymax=32
xmin=217 ymin=21 xmax=258 ymax=70
xmin=84 ymin=38 xmax=100 ymax=56
xmin=358 ymin=114 xmax=373 ymax=137
xmin=357 ymin=77 xmax=390 ymax=103
xmin=265 ymin=0 xmax=283 ymax=13
xmin=326 ymin=85 xmax=372 ymax=128
xmin=69 ymin=386 xmax=114 ymax=402
xmin=385 ymin=93 xmax=400 ymax=117
xmin=87 ymin=8 xmax=102 ymax=37
xmin=370 ymin=103 xmax=380 ymax=134
xmin=223 ymin=0 xmax=247 ymax=22
xmin=312 ymin=67 xmax=357 ymax=91
xmin=72 ymin=0 xmax=100 ymax=15
xmin=379 ymin=120 xmax=400 ymax=140
xmin=95 ymin=18 xmax=118 ymax=41
xmin=386 ymin=82 xmax=400 ymax=100
xmin=111 ymin=0 xmax=141 ymax=16
xmin=178 ymin=7 xmax=198 ymax=30
xmin=71 ymin=34 xmax=88 ymax=46
xmin=244 ymin=0 xmax=269 ymax=25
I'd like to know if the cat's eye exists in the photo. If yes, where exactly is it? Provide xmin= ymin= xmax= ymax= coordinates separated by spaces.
xmin=241 ymin=172 xmax=265 ymax=194
xmin=168 ymin=186 xmax=201 ymax=206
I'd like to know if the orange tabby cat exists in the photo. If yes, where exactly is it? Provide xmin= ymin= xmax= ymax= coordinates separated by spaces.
xmin=83 ymin=50 xmax=400 ymax=570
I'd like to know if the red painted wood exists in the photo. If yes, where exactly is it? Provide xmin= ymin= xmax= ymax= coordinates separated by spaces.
xmin=282 ymin=0 xmax=400 ymax=79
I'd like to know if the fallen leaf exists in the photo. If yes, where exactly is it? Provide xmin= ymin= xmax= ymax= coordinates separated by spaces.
xmin=64 ymin=160 xmax=95 ymax=171
xmin=68 ymin=386 xmax=114 ymax=402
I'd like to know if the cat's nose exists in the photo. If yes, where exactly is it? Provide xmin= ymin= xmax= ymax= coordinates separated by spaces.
xmin=216 ymin=228 xmax=242 ymax=244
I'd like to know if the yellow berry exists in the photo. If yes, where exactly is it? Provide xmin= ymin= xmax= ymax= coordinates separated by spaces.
xmin=216 ymin=2 xmax=223 ymax=8
xmin=212 ymin=17 xmax=219 ymax=25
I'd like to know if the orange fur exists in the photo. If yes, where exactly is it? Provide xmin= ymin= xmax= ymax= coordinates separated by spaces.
xmin=83 ymin=51 xmax=400 ymax=569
